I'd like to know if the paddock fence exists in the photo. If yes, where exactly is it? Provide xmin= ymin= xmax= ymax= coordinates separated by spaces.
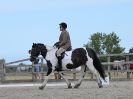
xmin=0 ymin=53 xmax=133 ymax=83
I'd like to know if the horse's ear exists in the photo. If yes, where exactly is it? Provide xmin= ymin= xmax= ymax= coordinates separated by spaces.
xmin=32 ymin=43 xmax=36 ymax=48
xmin=33 ymin=43 xmax=37 ymax=46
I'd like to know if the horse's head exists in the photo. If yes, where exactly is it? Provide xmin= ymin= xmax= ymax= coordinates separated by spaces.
xmin=29 ymin=43 xmax=47 ymax=62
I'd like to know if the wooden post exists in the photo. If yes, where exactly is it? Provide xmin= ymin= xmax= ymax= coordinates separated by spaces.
xmin=73 ymin=73 xmax=76 ymax=80
xmin=126 ymin=56 xmax=130 ymax=79
xmin=32 ymin=62 xmax=35 ymax=81
xmin=73 ymin=69 xmax=76 ymax=80
xmin=90 ymin=73 xmax=93 ymax=80
xmin=0 ymin=59 xmax=5 ymax=83
xmin=107 ymin=56 xmax=111 ymax=79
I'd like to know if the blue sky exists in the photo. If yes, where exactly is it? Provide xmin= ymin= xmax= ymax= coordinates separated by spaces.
xmin=0 ymin=0 xmax=133 ymax=62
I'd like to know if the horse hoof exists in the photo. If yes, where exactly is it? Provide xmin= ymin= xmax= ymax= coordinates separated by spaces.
xmin=74 ymin=86 xmax=79 ymax=88
xmin=98 ymin=85 xmax=103 ymax=88
xmin=68 ymin=84 xmax=72 ymax=89
xmin=39 ymin=86 xmax=44 ymax=90
xmin=74 ymin=84 xmax=80 ymax=88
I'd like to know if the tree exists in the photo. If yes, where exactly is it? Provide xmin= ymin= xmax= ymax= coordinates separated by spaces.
xmin=102 ymin=32 xmax=125 ymax=54
xmin=85 ymin=32 xmax=125 ymax=62
xmin=129 ymin=47 xmax=133 ymax=53
xmin=84 ymin=32 xmax=104 ymax=54
xmin=129 ymin=47 xmax=133 ymax=61
xmin=85 ymin=32 xmax=125 ymax=54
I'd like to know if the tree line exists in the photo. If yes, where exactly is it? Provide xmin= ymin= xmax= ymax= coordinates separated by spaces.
xmin=84 ymin=32 xmax=133 ymax=61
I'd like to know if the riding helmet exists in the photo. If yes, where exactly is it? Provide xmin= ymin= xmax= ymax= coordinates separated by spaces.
xmin=59 ymin=22 xmax=67 ymax=29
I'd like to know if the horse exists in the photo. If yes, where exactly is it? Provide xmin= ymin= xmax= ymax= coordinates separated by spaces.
xmin=30 ymin=43 xmax=109 ymax=90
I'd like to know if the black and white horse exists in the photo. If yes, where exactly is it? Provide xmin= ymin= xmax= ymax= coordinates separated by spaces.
xmin=30 ymin=43 xmax=109 ymax=89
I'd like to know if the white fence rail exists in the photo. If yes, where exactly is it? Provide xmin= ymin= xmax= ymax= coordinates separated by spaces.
xmin=0 ymin=53 xmax=133 ymax=83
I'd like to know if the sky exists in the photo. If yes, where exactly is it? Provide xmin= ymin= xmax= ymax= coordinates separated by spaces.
xmin=0 ymin=0 xmax=133 ymax=63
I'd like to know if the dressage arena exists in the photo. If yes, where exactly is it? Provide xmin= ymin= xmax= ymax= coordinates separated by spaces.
xmin=0 ymin=80 xmax=133 ymax=99
xmin=0 ymin=54 xmax=133 ymax=99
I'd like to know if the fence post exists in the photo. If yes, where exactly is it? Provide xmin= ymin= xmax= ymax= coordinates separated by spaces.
xmin=126 ymin=55 xmax=130 ymax=79
xmin=107 ymin=56 xmax=111 ymax=79
xmin=90 ymin=73 xmax=93 ymax=80
xmin=72 ymin=69 xmax=76 ymax=80
xmin=73 ymin=73 xmax=76 ymax=80
xmin=0 ymin=59 xmax=5 ymax=83
xmin=32 ymin=62 xmax=35 ymax=81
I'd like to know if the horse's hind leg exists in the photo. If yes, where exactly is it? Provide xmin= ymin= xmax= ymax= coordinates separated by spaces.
xmin=58 ymin=72 xmax=72 ymax=88
xmin=74 ymin=65 xmax=86 ymax=88
xmin=86 ymin=61 xmax=103 ymax=88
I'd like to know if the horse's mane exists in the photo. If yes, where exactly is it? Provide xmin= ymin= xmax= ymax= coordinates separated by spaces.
xmin=36 ymin=43 xmax=44 ymax=46
xmin=35 ymin=43 xmax=57 ymax=51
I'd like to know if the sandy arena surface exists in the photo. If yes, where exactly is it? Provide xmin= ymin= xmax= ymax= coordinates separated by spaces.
xmin=0 ymin=80 xmax=133 ymax=99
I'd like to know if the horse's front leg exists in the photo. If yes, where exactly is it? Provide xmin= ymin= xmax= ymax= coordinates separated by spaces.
xmin=74 ymin=65 xmax=86 ymax=88
xmin=39 ymin=69 xmax=54 ymax=90
xmin=58 ymin=72 xmax=72 ymax=88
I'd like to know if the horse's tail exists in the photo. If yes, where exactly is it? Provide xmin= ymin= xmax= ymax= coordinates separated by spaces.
xmin=86 ymin=48 xmax=106 ymax=80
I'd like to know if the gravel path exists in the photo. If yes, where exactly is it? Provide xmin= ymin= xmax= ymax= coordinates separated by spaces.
xmin=0 ymin=80 xmax=133 ymax=99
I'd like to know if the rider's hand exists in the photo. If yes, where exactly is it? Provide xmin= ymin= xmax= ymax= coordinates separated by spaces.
xmin=53 ymin=42 xmax=60 ymax=48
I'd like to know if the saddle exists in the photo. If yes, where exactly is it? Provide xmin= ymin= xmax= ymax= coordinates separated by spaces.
xmin=66 ymin=46 xmax=72 ymax=51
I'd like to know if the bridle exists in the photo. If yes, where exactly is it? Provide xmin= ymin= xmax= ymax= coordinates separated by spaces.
xmin=31 ymin=44 xmax=58 ymax=61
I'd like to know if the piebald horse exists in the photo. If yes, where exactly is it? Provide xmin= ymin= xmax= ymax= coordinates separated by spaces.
xmin=30 ymin=43 xmax=109 ymax=89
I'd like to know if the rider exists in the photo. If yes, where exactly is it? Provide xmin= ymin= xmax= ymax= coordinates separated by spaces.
xmin=54 ymin=22 xmax=72 ymax=71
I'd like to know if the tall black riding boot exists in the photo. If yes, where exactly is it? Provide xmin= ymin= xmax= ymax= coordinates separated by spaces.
xmin=56 ymin=56 xmax=62 ymax=71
